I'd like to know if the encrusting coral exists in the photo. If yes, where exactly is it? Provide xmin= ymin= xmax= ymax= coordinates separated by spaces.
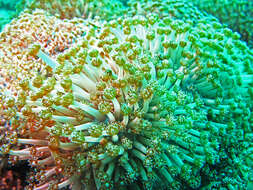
xmin=1 ymin=9 xmax=253 ymax=190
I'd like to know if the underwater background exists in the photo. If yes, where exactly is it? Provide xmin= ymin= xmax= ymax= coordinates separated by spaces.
xmin=0 ymin=0 xmax=252 ymax=189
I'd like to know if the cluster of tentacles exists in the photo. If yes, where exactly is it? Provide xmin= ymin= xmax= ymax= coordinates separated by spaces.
xmin=0 ymin=0 xmax=253 ymax=190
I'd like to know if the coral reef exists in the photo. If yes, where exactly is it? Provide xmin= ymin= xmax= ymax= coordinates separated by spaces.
xmin=0 ymin=9 xmax=87 ymax=94
xmin=0 ymin=0 xmax=126 ymax=32
xmin=1 ymin=10 xmax=253 ymax=189
xmin=126 ymin=0 xmax=214 ymax=23
xmin=16 ymin=0 xmax=126 ymax=20
xmin=0 ymin=0 xmax=253 ymax=190
xmin=126 ymin=0 xmax=252 ymax=48
xmin=189 ymin=0 xmax=253 ymax=48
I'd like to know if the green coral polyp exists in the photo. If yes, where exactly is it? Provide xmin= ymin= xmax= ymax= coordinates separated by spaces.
xmin=189 ymin=0 xmax=253 ymax=48
xmin=0 ymin=5 xmax=253 ymax=189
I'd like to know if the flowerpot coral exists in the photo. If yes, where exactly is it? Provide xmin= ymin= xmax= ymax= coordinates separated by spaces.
xmin=1 ymin=11 xmax=252 ymax=190
xmin=189 ymin=0 xmax=253 ymax=48
xmin=126 ymin=0 xmax=252 ymax=48
xmin=0 ymin=9 xmax=87 ymax=94
xmin=16 ymin=0 xmax=126 ymax=20
xmin=126 ymin=0 xmax=217 ymax=25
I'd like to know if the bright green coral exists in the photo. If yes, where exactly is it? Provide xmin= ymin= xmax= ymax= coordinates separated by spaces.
xmin=189 ymin=0 xmax=253 ymax=48
xmin=126 ymin=0 xmax=253 ymax=48
xmin=1 ymin=11 xmax=253 ymax=189
xmin=0 ymin=0 xmax=253 ymax=190
xmin=126 ymin=0 xmax=218 ymax=24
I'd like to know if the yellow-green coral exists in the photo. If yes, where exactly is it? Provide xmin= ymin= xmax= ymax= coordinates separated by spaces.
xmin=189 ymin=0 xmax=253 ymax=48
xmin=0 ymin=1 xmax=253 ymax=190
xmin=1 ymin=11 xmax=253 ymax=189
xmin=126 ymin=0 xmax=252 ymax=47
xmin=126 ymin=0 xmax=217 ymax=24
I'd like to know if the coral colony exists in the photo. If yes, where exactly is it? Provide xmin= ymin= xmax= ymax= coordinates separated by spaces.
xmin=189 ymin=0 xmax=253 ymax=48
xmin=127 ymin=0 xmax=253 ymax=48
xmin=0 ymin=0 xmax=252 ymax=190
